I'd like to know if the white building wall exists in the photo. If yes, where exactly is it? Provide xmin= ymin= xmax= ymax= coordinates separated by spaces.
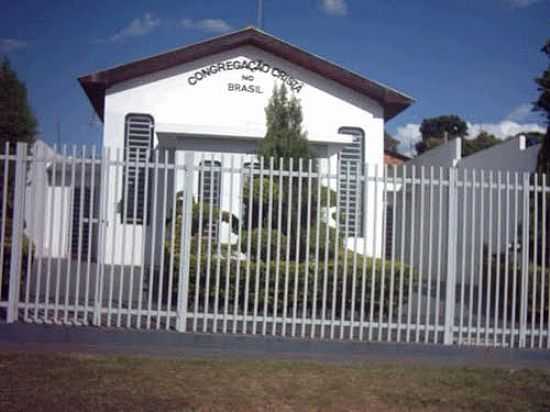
xmin=101 ymin=45 xmax=386 ymax=266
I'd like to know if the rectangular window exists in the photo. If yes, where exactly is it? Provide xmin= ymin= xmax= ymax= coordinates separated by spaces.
xmin=71 ymin=187 xmax=97 ymax=260
xmin=122 ymin=114 xmax=154 ymax=224
xmin=338 ymin=128 xmax=364 ymax=237
xmin=198 ymin=160 xmax=222 ymax=238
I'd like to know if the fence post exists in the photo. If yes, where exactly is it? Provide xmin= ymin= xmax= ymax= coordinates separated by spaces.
xmin=519 ymin=172 xmax=530 ymax=348
xmin=444 ymin=167 xmax=457 ymax=345
xmin=176 ymin=152 xmax=194 ymax=332
xmin=93 ymin=148 xmax=110 ymax=326
xmin=7 ymin=143 xmax=28 ymax=323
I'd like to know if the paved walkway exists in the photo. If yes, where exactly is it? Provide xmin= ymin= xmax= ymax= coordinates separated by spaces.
xmin=1 ymin=323 xmax=550 ymax=369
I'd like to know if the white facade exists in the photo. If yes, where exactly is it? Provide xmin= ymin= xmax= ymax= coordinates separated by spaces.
xmin=101 ymin=45 xmax=388 ymax=266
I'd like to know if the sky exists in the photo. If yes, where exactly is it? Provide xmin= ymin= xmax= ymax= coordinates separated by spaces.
xmin=1 ymin=0 xmax=549 ymax=155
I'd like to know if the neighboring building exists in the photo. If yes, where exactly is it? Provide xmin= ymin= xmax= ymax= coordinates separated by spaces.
xmin=384 ymin=150 xmax=409 ymax=166
xmin=395 ymin=135 xmax=542 ymax=286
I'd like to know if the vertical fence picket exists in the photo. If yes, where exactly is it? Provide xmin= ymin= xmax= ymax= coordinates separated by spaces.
xmin=321 ymin=157 xmax=331 ymax=339
xmin=302 ymin=159 xmax=313 ymax=338
xmin=223 ymin=155 xmax=235 ymax=334
xmin=156 ymin=152 xmax=168 ymax=329
xmin=203 ymin=155 xmax=216 ymax=332
xmin=261 ymin=157 xmax=274 ymax=335
xmin=494 ymin=172 xmax=502 ymax=346
xmin=405 ymin=165 xmax=415 ymax=342
xmin=252 ymin=157 xmax=265 ymax=335
xmin=311 ymin=160 xmax=322 ymax=339
xmin=458 ymin=169 xmax=468 ymax=345
xmin=519 ymin=173 xmax=530 ymax=348
xmin=511 ymin=172 xmax=520 ymax=347
xmin=330 ymin=158 xmax=340 ymax=340
xmin=397 ymin=165 xmax=406 ymax=343
xmin=44 ymin=144 xmax=59 ymax=324
xmin=107 ymin=149 xmax=121 ymax=327
xmin=23 ymin=146 xmax=36 ymax=322
xmin=531 ymin=174 xmax=538 ymax=348
xmin=340 ymin=162 xmax=351 ymax=339
xmin=234 ymin=156 xmax=246 ymax=334
xmin=282 ymin=159 xmax=293 ymax=337
xmin=541 ymin=174 xmax=547 ymax=348
xmin=271 ymin=157 xmax=284 ymax=336
xmin=7 ymin=143 xmax=27 ymax=323
xmin=432 ymin=167 xmax=442 ymax=342
xmin=415 ymin=167 xmax=425 ymax=342
xmin=192 ymin=156 xmax=205 ymax=332
xmin=350 ymin=161 xmax=361 ymax=340
xmin=426 ymin=167 xmax=435 ymax=343
xmin=388 ymin=165 xmax=397 ymax=342
xmin=369 ymin=164 xmax=380 ymax=341
xmin=378 ymin=165 xmax=388 ymax=341
xmin=85 ymin=147 xmax=97 ymax=326
xmin=213 ymin=156 xmax=226 ymax=334
xmin=502 ymin=172 xmax=513 ymax=346
xmin=0 ymin=143 xmax=9 ymax=301
xmin=146 ymin=150 xmax=160 ymax=329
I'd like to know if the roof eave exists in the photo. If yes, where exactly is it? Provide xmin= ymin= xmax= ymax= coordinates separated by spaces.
xmin=79 ymin=27 xmax=414 ymax=122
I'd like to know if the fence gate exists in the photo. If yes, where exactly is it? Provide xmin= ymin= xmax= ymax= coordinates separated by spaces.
xmin=1 ymin=143 xmax=549 ymax=349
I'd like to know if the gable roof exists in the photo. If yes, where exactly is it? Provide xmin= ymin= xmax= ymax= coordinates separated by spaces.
xmin=78 ymin=26 xmax=414 ymax=121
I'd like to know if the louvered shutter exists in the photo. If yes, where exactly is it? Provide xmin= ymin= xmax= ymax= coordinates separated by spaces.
xmin=338 ymin=128 xmax=364 ymax=237
xmin=123 ymin=114 xmax=154 ymax=224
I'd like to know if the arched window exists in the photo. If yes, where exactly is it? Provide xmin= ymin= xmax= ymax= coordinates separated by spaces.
xmin=122 ymin=114 xmax=154 ymax=224
xmin=338 ymin=127 xmax=364 ymax=237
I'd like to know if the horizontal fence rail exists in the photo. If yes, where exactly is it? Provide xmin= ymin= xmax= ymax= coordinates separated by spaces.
xmin=1 ymin=142 xmax=549 ymax=349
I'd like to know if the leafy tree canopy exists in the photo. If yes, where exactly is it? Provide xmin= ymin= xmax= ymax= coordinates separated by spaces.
xmin=0 ymin=58 xmax=37 ymax=149
xmin=416 ymin=114 xmax=468 ymax=154
xmin=462 ymin=131 xmax=500 ymax=157
xmin=535 ymin=40 xmax=550 ymax=175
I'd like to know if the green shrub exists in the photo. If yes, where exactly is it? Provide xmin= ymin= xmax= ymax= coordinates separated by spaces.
xmin=154 ymin=247 xmax=416 ymax=317
xmin=482 ymin=250 xmax=550 ymax=320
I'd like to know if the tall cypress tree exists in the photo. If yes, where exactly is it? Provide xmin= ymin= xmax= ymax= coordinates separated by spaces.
xmin=258 ymin=84 xmax=312 ymax=169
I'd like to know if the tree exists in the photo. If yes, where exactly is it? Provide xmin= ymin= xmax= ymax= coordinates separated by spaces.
xmin=0 ymin=58 xmax=37 ymax=291
xmin=0 ymin=58 xmax=37 ymax=148
xmin=462 ymin=131 xmax=500 ymax=157
xmin=535 ymin=40 xmax=550 ymax=175
xmin=416 ymin=114 xmax=468 ymax=154
xmin=257 ymin=84 xmax=312 ymax=169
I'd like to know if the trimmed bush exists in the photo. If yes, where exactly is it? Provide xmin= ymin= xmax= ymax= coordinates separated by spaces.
xmin=154 ymin=247 xmax=416 ymax=317
xmin=482 ymin=249 xmax=550 ymax=320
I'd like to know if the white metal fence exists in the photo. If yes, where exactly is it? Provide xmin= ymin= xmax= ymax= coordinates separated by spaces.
xmin=1 ymin=142 xmax=549 ymax=349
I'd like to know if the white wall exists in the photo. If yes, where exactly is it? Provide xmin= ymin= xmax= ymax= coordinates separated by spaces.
xmin=101 ymin=45 xmax=386 ymax=265
xmin=395 ymin=136 xmax=541 ymax=286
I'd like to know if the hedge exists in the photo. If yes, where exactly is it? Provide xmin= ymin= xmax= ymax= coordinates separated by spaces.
xmin=152 ymin=250 xmax=416 ymax=317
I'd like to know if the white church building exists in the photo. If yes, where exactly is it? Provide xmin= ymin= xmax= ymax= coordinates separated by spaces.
xmin=29 ymin=27 xmax=414 ymax=274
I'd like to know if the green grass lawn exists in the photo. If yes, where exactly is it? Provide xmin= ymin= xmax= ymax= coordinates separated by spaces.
xmin=1 ymin=351 xmax=550 ymax=411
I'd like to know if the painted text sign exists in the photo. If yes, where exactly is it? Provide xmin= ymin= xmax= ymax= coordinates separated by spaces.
xmin=187 ymin=59 xmax=304 ymax=94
